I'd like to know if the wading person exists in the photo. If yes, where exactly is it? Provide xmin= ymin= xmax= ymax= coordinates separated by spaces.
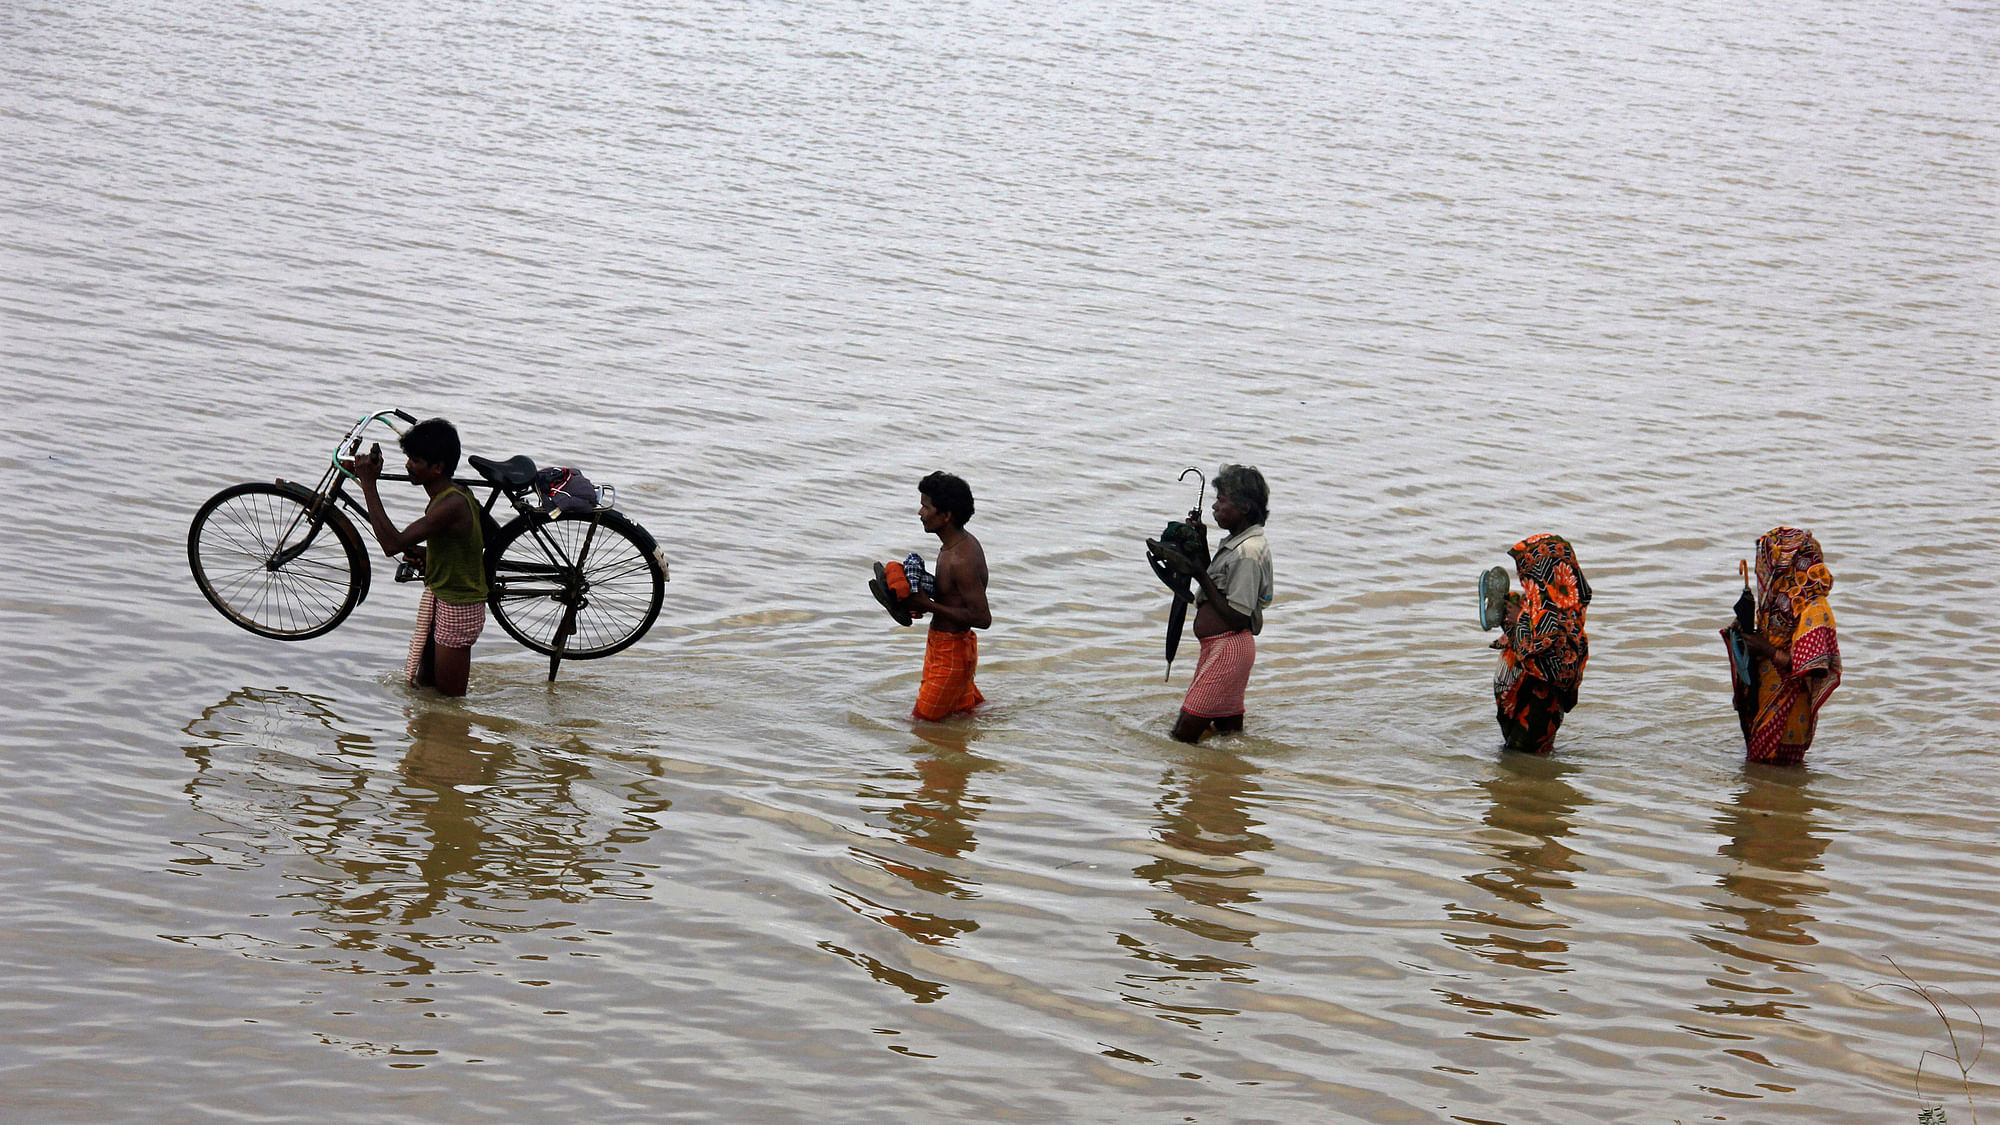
xmin=344 ymin=418 xmax=487 ymax=697
xmin=1723 ymin=527 xmax=1841 ymax=765
xmin=1488 ymin=533 xmax=1592 ymax=754
xmin=904 ymin=471 xmax=990 ymax=721
xmin=1167 ymin=464 xmax=1273 ymax=743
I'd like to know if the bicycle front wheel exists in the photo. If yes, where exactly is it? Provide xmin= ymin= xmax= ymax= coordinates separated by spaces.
xmin=188 ymin=482 xmax=370 ymax=640
xmin=487 ymin=511 xmax=665 ymax=659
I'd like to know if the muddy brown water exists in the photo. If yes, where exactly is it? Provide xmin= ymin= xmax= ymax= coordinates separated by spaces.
xmin=3 ymin=0 xmax=1996 ymax=1120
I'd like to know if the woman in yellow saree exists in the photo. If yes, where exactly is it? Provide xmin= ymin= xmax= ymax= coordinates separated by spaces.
xmin=1724 ymin=527 xmax=1842 ymax=764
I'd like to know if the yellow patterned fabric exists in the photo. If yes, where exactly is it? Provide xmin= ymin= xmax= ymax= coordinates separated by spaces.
xmin=1746 ymin=527 xmax=1840 ymax=763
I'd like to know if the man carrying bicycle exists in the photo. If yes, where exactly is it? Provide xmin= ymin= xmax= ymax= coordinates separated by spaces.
xmin=344 ymin=418 xmax=487 ymax=697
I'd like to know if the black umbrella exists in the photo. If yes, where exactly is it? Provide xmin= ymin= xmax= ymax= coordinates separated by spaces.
xmin=1145 ymin=468 xmax=1208 ymax=681
xmin=1733 ymin=559 xmax=1756 ymax=632
xmin=1723 ymin=559 xmax=1757 ymax=738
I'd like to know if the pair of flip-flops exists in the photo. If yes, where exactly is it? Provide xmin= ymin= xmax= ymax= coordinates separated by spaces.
xmin=871 ymin=562 xmax=913 ymax=626
xmin=1478 ymin=566 xmax=1510 ymax=631
xmin=1146 ymin=537 xmax=1201 ymax=586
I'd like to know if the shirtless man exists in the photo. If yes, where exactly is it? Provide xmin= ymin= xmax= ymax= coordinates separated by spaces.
xmin=905 ymin=471 xmax=991 ymax=720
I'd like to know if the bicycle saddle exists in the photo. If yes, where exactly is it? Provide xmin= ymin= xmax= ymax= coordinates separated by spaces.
xmin=468 ymin=454 xmax=538 ymax=489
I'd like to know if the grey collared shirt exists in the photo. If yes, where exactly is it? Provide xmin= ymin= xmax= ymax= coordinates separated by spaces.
xmin=1195 ymin=523 xmax=1275 ymax=635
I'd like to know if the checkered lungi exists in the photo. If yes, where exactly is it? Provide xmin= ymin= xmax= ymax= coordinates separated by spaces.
xmin=405 ymin=589 xmax=486 ymax=685
xmin=1180 ymin=629 xmax=1255 ymax=719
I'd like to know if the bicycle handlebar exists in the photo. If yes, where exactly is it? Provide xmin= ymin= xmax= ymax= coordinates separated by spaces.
xmin=330 ymin=409 xmax=417 ymax=483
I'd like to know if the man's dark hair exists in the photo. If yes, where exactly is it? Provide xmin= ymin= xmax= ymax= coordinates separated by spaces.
xmin=1215 ymin=464 xmax=1268 ymax=525
xmin=399 ymin=418 xmax=462 ymax=475
xmin=919 ymin=471 xmax=975 ymax=527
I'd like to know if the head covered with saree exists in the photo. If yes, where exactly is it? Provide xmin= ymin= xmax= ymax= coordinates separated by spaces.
xmin=1502 ymin=532 xmax=1593 ymax=712
xmin=1755 ymin=527 xmax=1833 ymax=645
xmin=1744 ymin=526 xmax=1840 ymax=761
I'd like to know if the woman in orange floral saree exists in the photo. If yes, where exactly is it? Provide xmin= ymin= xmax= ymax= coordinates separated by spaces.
xmin=1492 ymin=534 xmax=1592 ymax=754
xmin=1724 ymin=527 xmax=1841 ymax=764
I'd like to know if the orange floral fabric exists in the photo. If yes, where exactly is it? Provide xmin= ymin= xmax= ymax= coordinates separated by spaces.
xmin=1495 ymin=533 xmax=1592 ymax=717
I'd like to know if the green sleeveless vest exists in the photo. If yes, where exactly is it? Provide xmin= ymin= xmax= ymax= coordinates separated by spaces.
xmin=425 ymin=487 xmax=488 ymax=606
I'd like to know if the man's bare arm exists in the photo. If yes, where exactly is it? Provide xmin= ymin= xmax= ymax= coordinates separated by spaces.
xmin=346 ymin=448 xmax=471 ymax=557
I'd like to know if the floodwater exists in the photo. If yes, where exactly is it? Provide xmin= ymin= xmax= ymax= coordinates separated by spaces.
xmin=3 ymin=0 xmax=1997 ymax=1120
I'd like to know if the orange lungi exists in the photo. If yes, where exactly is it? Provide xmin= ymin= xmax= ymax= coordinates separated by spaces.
xmin=914 ymin=628 xmax=984 ymax=721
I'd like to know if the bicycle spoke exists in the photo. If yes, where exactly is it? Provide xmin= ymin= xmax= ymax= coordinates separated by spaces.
xmin=484 ymin=513 xmax=661 ymax=660
xmin=190 ymin=484 xmax=365 ymax=640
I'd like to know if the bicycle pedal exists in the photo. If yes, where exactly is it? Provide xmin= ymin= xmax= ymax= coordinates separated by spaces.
xmin=394 ymin=561 xmax=424 ymax=583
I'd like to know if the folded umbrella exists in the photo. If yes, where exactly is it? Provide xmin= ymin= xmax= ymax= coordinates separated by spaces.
xmin=1722 ymin=559 xmax=1757 ymax=736
xmin=1147 ymin=538 xmax=1198 ymax=680
xmin=1145 ymin=468 xmax=1208 ymax=681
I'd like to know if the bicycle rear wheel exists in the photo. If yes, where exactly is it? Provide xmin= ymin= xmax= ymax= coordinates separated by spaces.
xmin=188 ymin=482 xmax=370 ymax=640
xmin=486 ymin=510 xmax=665 ymax=659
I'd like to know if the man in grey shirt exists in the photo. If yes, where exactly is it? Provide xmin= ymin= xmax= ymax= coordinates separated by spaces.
xmin=1171 ymin=464 xmax=1274 ymax=743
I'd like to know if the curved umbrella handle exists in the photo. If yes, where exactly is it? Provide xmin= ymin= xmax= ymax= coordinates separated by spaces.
xmin=1177 ymin=466 xmax=1205 ymax=518
xmin=1733 ymin=559 xmax=1757 ymax=632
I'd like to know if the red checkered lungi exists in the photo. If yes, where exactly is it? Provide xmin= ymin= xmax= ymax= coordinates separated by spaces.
xmin=406 ymin=589 xmax=486 ymax=685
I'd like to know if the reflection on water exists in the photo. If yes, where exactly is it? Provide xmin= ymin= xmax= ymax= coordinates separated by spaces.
xmin=1693 ymin=767 xmax=1835 ymax=1026
xmin=1134 ymin=749 xmax=1274 ymax=939
xmin=820 ymin=725 xmax=994 ymax=1003
xmin=174 ymin=689 xmax=670 ymax=976
xmin=1117 ymin=748 xmax=1272 ymax=1028
xmin=1443 ymin=752 xmax=1589 ymax=975
xmin=13 ymin=0 xmax=1995 ymax=1107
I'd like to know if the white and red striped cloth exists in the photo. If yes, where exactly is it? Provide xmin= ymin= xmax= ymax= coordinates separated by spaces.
xmin=1180 ymin=629 xmax=1255 ymax=719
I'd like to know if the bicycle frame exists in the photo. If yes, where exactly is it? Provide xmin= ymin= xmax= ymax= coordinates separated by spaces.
xmin=275 ymin=409 xmax=624 ymax=595
xmin=192 ymin=407 xmax=665 ymax=681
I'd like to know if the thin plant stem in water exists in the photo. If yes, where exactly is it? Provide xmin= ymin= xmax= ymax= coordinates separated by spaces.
xmin=1865 ymin=956 xmax=1985 ymax=1125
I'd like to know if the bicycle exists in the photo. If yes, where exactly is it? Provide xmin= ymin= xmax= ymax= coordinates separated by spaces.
xmin=187 ymin=409 xmax=669 ymax=682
